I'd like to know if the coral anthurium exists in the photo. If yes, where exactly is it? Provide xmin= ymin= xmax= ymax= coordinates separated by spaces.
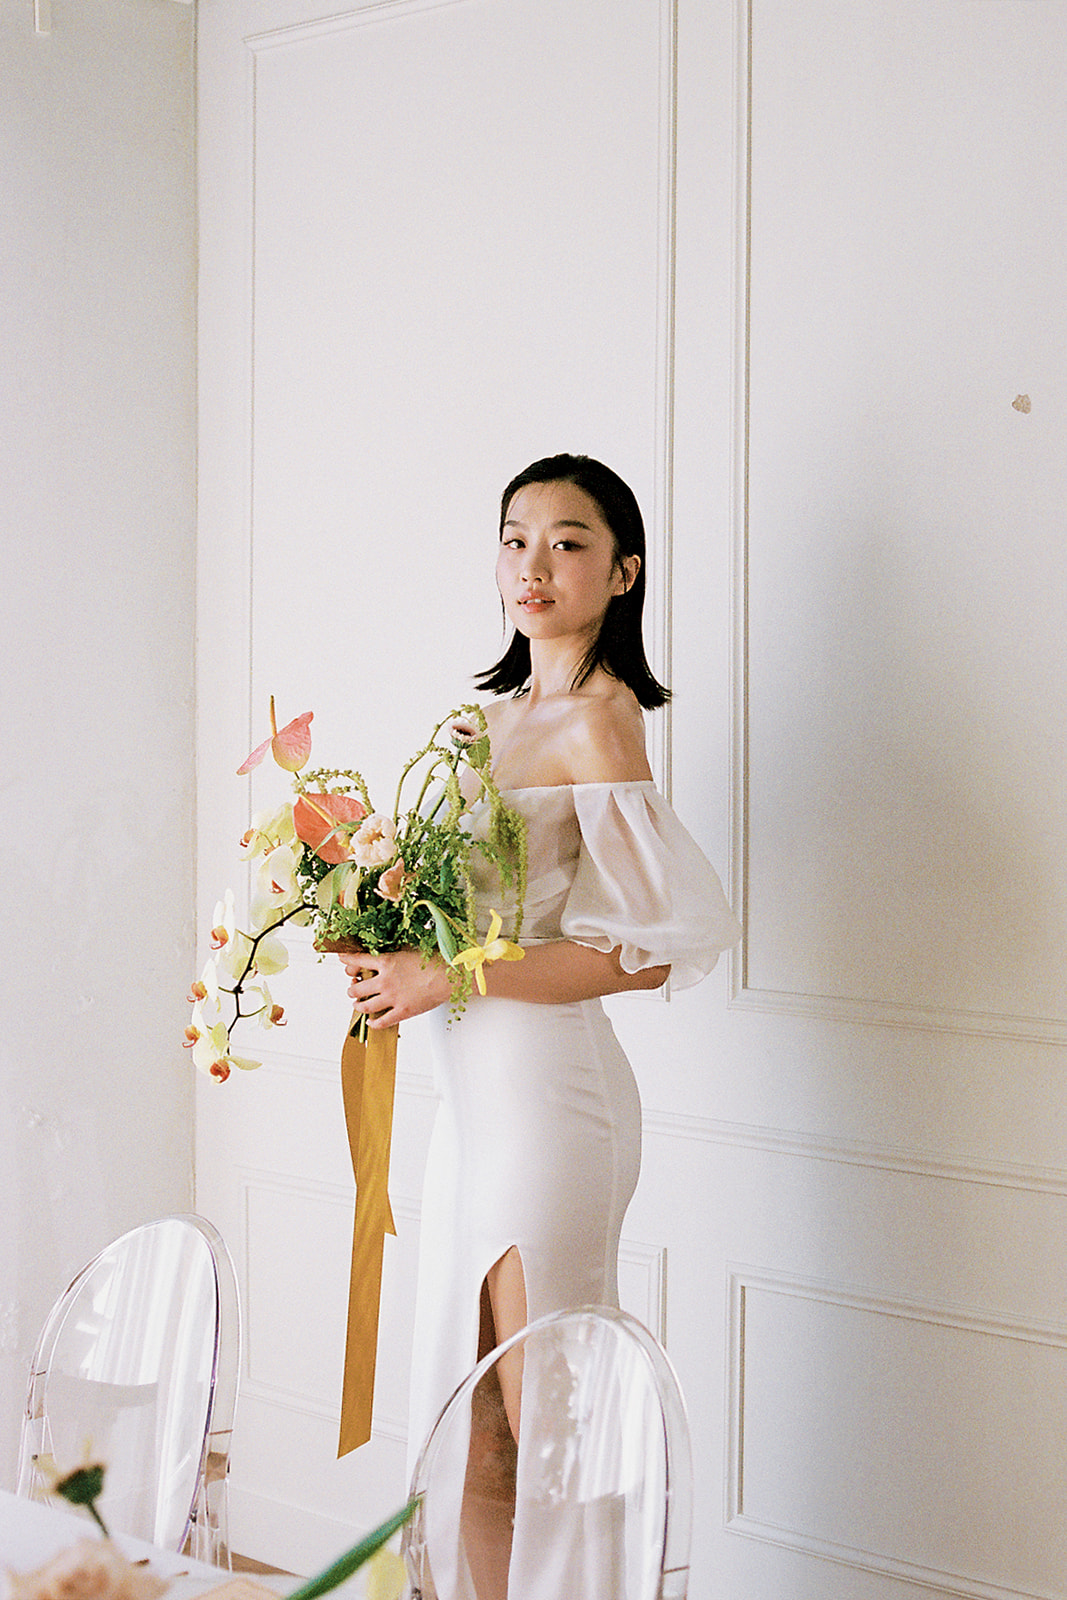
xmin=294 ymin=791 xmax=368 ymax=864
xmin=237 ymin=696 xmax=313 ymax=775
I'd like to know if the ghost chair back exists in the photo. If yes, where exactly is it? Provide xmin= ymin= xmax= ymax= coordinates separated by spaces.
xmin=16 ymin=1214 xmax=240 ymax=1567
xmin=404 ymin=1305 xmax=692 ymax=1600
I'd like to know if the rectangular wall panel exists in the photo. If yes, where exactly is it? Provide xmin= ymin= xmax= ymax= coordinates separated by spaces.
xmin=729 ymin=1271 xmax=1067 ymax=1597
xmin=736 ymin=0 xmax=1067 ymax=1039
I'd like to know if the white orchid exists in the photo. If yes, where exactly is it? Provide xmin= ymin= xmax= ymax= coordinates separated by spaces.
xmin=250 ymin=842 xmax=304 ymax=927
xmin=193 ymin=1020 xmax=261 ymax=1080
xmin=187 ymin=956 xmax=220 ymax=1011
xmin=239 ymin=800 xmax=297 ymax=859
xmin=248 ymin=979 xmax=286 ymax=1030
xmin=252 ymin=930 xmax=290 ymax=975
xmin=210 ymin=889 xmax=237 ymax=951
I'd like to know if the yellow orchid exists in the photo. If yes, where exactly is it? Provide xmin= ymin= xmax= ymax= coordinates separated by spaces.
xmin=250 ymin=980 xmax=286 ymax=1030
xmin=364 ymin=1546 xmax=406 ymax=1600
xmin=451 ymin=910 xmax=524 ymax=995
xmin=210 ymin=889 xmax=237 ymax=950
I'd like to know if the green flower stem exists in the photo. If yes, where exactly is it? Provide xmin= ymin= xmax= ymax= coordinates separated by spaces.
xmin=284 ymin=1498 xmax=419 ymax=1600
xmin=86 ymin=1500 xmax=110 ymax=1538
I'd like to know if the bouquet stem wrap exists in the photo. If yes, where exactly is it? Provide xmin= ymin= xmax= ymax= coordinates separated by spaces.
xmin=338 ymin=1011 xmax=398 ymax=1456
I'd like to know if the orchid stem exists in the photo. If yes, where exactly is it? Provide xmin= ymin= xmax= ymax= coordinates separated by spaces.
xmin=225 ymin=901 xmax=312 ymax=1040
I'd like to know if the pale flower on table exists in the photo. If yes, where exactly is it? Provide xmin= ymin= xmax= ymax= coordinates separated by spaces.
xmin=363 ymin=1546 xmax=406 ymax=1600
xmin=6 ymin=1538 xmax=167 ymax=1600
xmin=350 ymin=814 xmax=397 ymax=869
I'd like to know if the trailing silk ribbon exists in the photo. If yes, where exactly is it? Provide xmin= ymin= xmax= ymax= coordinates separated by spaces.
xmin=337 ymin=1013 xmax=398 ymax=1456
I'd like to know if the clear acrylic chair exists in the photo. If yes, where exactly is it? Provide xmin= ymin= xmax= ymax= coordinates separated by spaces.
xmin=403 ymin=1306 xmax=692 ymax=1600
xmin=16 ymin=1214 xmax=240 ymax=1567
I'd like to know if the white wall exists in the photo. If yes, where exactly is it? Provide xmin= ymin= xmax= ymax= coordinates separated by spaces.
xmin=0 ymin=0 xmax=197 ymax=1484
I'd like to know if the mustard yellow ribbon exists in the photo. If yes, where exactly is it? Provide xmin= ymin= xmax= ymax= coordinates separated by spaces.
xmin=337 ymin=1015 xmax=398 ymax=1457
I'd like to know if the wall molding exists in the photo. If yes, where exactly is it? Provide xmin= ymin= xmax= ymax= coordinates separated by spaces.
xmin=237 ymin=1166 xmax=418 ymax=1442
xmin=726 ymin=1265 xmax=1067 ymax=1600
xmin=730 ymin=980 xmax=1067 ymax=1048
xmin=245 ymin=0 xmax=472 ymax=56
xmin=725 ymin=1514 xmax=1053 ymax=1600
xmin=618 ymin=1239 xmax=668 ymax=1344
xmin=643 ymin=1106 xmax=1067 ymax=1197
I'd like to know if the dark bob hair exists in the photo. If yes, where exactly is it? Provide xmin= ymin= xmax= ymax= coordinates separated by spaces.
xmin=474 ymin=453 xmax=670 ymax=709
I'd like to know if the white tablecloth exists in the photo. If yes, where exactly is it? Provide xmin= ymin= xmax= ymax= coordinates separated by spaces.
xmin=0 ymin=1491 xmax=289 ymax=1600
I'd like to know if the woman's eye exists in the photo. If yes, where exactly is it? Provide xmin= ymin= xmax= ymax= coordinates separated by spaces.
xmin=554 ymin=540 xmax=580 ymax=552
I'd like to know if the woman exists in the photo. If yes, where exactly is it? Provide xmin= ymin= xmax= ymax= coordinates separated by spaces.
xmin=340 ymin=453 xmax=740 ymax=1479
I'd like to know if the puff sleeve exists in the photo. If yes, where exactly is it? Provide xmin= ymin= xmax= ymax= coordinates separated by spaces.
xmin=561 ymin=783 xmax=742 ymax=990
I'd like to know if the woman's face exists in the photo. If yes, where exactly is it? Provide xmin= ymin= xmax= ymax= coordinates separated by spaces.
xmin=496 ymin=480 xmax=639 ymax=649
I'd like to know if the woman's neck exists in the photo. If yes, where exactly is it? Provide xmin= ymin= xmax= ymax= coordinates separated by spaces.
xmin=524 ymin=636 xmax=595 ymax=703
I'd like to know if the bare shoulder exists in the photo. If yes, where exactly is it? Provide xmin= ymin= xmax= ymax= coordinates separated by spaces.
xmin=564 ymin=682 xmax=652 ymax=784
xmin=480 ymin=698 xmax=516 ymax=742
xmin=479 ymin=681 xmax=651 ymax=788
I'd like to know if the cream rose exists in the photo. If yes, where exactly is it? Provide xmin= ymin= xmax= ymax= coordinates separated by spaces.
xmin=350 ymin=813 xmax=397 ymax=868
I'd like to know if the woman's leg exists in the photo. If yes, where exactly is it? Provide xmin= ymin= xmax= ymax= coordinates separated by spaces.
xmin=484 ymin=1246 xmax=528 ymax=1439
xmin=460 ymin=1256 xmax=527 ymax=1598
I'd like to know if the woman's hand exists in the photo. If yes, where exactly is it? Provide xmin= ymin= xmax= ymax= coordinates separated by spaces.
xmin=338 ymin=948 xmax=452 ymax=1029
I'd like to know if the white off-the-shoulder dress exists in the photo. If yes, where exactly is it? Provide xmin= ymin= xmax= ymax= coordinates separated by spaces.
xmin=406 ymin=781 xmax=741 ymax=1467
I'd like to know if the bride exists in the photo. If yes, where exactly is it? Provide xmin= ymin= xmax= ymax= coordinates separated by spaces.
xmin=340 ymin=453 xmax=740 ymax=1594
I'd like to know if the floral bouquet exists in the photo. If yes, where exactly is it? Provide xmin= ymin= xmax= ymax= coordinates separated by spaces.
xmin=186 ymin=698 xmax=526 ymax=1080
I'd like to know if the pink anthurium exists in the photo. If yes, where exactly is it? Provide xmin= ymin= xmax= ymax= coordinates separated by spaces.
xmin=237 ymin=697 xmax=313 ymax=775
xmin=294 ymin=792 xmax=368 ymax=864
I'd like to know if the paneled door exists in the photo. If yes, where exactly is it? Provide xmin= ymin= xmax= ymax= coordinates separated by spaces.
xmin=197 ymin=2 xmax=1067 ymax=1595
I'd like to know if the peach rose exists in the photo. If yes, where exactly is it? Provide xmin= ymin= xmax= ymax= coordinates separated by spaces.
xmin=376 ymin=860 xmax=413 ymax=903
xmin=8 ymin=1539 xmax=168 ymax=1600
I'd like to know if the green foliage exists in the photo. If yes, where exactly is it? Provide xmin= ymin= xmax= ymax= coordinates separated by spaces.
xmin=291 ymin=704 xmax=526 ymax=1013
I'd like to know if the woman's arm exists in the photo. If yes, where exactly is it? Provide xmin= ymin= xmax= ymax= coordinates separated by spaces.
xmin=340 ymin=942 xmax=668 ymax=1029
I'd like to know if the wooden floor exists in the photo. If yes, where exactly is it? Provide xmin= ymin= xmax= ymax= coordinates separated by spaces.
xmin=232 ymin=1553 xmax=296 ymax=1578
